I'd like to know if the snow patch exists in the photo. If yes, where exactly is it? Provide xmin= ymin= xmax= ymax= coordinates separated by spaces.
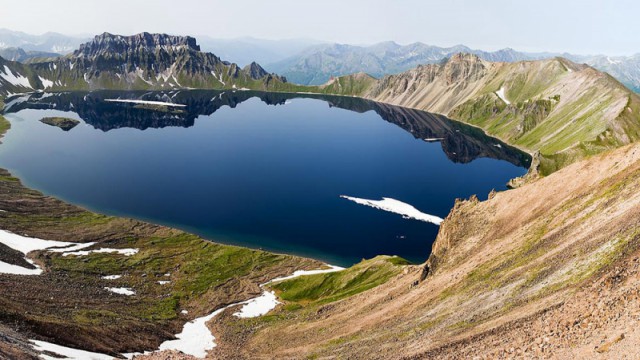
xmin=340 ymin=196 xmax=443 ymax=225
xmin=0 ymin=230 xmax=98 ymax=275
xmin=233 ymin=291 xmax=280 ymax=318
xmin=63 ymin=248 xmax=139 ymax=257
xmin=30 ymin=339 xmax=112 ymax=360
xmin=102 ymin=275 xmax=122 ymax=280
xmin=495 ymin=86 xmax=510 ymax=105
xmin=105 ymin=287 xmax=135 ymax=296
xmin=266 ymin=265 xmax=344 ymax=285
xmin=158 ymin=280 xmax=170 ymax=285
xmin=0 ymin=229 xmax=77 ymax=254
xmin=158 ymin=307 xmax=225 ymax=357
xmin=38 ymin=76 xmax=54 ymax=89
xmin=1 ymin=65 xmax=32 ymax=88
xmin=0 ymin=259 xmax=43 ymax=275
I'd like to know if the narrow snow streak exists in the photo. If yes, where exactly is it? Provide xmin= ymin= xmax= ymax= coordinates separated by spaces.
xmin=0 ymin=229 xmax=93 ymax=275
xmin=265 ymin=265 xmax=344 ymax=284
xmin=105 ymin=287 xmax=135 ymax=296
xmin=104 ymin=99 xmax=186 ymax=107
xmin=340 ymin=195 xmax=443 ymax=225
xmin=102 ymin=275 xmax=122 ymax=280
xmin=63 ymin=248 xmax=139 ymax=257
xmin=495 ymin=86 xmax=510 ymax=105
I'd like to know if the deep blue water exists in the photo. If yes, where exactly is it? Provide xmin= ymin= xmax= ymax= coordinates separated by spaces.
xmin=0 ymin=91 xmax=530 ymax=266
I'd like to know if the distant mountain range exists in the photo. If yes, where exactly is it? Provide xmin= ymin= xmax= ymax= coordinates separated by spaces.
xmin=0 ymin=47 xmax=60 ymax=62
xmin=263 ymin=41 xmax=640 ymax=93
xmin=196 ymin=36 xmax=325 ymax=67
xmin=2 ymin=29 xmax=639 ymax=93
xmin=264 ymin=42 xmax=550 ymax=85
xmin=0 ymin=28 xmax=88 ymax=54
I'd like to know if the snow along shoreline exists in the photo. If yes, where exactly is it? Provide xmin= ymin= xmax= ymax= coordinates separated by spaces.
xmin=340 ymin=195 xmax=444 ymax=225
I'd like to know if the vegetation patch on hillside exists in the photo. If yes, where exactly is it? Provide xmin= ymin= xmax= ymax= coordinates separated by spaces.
xmin=270 ymin=255 xmax=409 ymax=305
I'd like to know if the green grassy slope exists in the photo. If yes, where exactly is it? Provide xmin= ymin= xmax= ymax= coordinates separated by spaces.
xmin=270 ymin=255 xmax=409 ymax=306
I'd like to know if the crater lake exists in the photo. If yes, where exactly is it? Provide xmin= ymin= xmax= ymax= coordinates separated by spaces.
xmin=0 ymin=91 xmax=530 ymax=266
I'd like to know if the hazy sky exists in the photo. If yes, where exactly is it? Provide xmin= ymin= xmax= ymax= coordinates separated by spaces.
xmin=1 ymin=0 xmax=637 ymax=55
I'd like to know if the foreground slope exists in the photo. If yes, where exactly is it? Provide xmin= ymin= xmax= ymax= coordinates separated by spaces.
xmin=210 ymin=140 xmax=640 ymax=359
xmin=324 ymin=54 xmax=640 ymax=174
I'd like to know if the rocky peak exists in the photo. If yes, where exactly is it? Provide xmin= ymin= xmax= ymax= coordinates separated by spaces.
xmin=442 ymin=53 xmax=487 ymax=84
xmin=243 ymin=62 xmax=269 ymax=79
xmin=75 ymin=32 xmax=200 ymax=58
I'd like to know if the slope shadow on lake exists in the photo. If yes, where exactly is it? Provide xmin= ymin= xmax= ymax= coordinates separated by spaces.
xmin=3 ymin=91 xmax=530 ymax=168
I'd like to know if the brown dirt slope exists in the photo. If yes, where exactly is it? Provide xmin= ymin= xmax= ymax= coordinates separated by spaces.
xmin=208 ymin=142 xmax=640 ymax=359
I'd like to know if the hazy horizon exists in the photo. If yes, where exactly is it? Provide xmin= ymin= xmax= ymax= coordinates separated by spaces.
xmin=1 ymin=0 xmax=638 ymax=56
